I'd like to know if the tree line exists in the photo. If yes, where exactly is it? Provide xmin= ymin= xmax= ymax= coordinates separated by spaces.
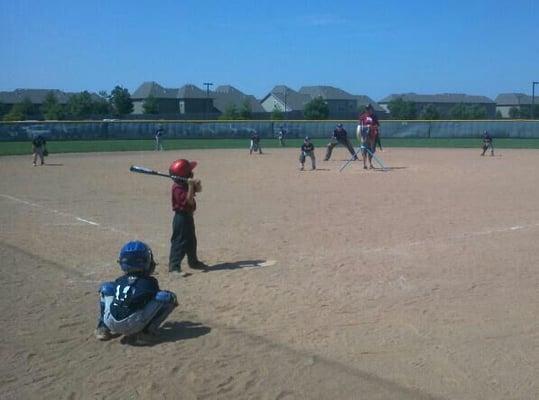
xmin=2 ymin=89 xmax=536 ymax=121
xmin=1 ymin=86 xmax=134 ymax=121
xmin=387 ymin=97 xmax=539 ymax=120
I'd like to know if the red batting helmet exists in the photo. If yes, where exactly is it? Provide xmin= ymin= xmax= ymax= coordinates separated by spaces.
xmin=169 ymin=159 xmax=197 ymax=178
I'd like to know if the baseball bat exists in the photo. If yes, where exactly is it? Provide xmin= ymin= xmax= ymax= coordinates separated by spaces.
xmin=129 ymin=165 xmax=188 ymax=182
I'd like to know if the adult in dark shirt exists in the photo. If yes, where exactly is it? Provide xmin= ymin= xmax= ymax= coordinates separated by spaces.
xmin=168 ymin=159 xmax=207 ymax=276
xmin=95 ymin=241 xmax=178 ymax=344
xmin=299 ymin=136 xmax=316 ymax=170
xmin=32 ymin=134 xmax=47 ymax=166
xmin=481 ymin=130 xmax=494 ymax=156
xmin=324 ymin=123 xmax=357 ymax=161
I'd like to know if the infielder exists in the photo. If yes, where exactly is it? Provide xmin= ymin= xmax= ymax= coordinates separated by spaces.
xmin=32 ymin=134 xmax=47 ymax=166
xmin=299 ymin=136 xmax=316 ymax=170
xmin=250 ymin=130 xmax=263 ymax=155
xmin=481 ymin=130 xmax=494 ymax=156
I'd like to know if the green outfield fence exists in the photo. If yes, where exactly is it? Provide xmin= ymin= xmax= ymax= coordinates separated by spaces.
xmin=0 ymin=120 xmax=538 ymax=141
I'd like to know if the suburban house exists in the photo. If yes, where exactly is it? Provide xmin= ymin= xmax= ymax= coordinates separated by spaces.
xmin=495 ymin=93 xmax=535 ymax=118
xmin=260 ymin=85 xmax=311 ymax=114
xmin=131 ymin=81 xmax=214 ymax=116
xmin=260 ymin=85 xmax=383 ymax=118
xmin=0 ymin=88 xmax=78 ymax=118
xmin=378 ymin=93 xmax=496 ymax=118
xmin=212 ymin=85 xmax=265 ymax=114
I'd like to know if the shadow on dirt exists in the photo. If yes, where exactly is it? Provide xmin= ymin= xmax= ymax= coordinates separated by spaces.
xmin=122 ymin=321 xmax=211 ymax=346
xmin=203 ymin=260 xmax=268 ymax=272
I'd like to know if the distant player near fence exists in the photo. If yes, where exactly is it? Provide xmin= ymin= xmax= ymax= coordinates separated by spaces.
xmin=277 ymin=126 xmax=286 ymax=147
xmin=155 ymin=127 xmax=164 ymax=151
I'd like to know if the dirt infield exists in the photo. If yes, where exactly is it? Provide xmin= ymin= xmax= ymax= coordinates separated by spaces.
xmin=1 ymin=147 xmax=538 ymax=399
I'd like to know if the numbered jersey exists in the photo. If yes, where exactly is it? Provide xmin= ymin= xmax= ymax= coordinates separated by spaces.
xmin=109 ymin=275 xmax=160 ymax=320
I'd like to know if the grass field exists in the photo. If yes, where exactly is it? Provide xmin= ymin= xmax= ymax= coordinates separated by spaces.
xmin=1 ymin=137 xmax=539 ymax=156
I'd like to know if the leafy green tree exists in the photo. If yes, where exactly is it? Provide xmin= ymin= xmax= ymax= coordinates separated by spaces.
xmin=449 ymin=103 xmax=469 ymax=119
xmin=67 ymin=91 xmax=95 ymax=119
xmin=271 ymin=105 xmax=284 ymax=120
xmin=511 ymin=105 xmax=539 ymax=119
xmin=110 ymin=85 xmax=134 ymax=116
xmin=449 ymin=103 xmax=487 ymax=120
xmin=468 ymin=104 xmax=487 ymax=119
xmin=142 ymin=94 xmax=159 ymax=114
xmin=0 ymin=102 xmax=10 ymax=119
xmin=419 ymin=104 xmax=439 ymax=120
xmin=219 ymin=104 xmax=239 ymax=120
xmin=508 ymin=106 xmax=520 ymax=119
xmin=495 ymin=110 xmax=502 ymax=119
xmin=388 ymin=97 xmax=417 ymax=119
xmin=42 ymin=91 xmax=65 ymax=120
xmin=93 ymin=91 xmax=111 ymax=116
xmin=303 ymin=96 xmax=329 ymax=120
xmin=239 ymin=100 xmax=252 ymax=120
xmin=3 ymin=98 xmax=35 ymax=121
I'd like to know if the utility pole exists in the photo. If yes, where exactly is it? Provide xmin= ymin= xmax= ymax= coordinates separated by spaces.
xmin=203 ymin=82 xmax=213 ymax=120
xmin=532 ymin=81 xmax=538 ymax=120
xmin=284 ymin=88 xmax=287 ymax=118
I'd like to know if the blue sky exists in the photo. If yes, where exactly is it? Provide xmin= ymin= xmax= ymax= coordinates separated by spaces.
xmin=1 ymin=0 xmax=537 ymax=100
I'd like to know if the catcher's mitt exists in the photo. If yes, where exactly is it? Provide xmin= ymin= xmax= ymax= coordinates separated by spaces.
xmin=194 ymin=180 xmax=202 ymax=193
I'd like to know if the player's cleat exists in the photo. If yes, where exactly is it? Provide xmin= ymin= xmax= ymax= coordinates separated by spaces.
xmin=189 ymin=261 xmax=209 ymax=270
xmin=95 ymin=325 xmax=112 ymax=341
xmin=171 ymin=270 xmax=190 ymax=277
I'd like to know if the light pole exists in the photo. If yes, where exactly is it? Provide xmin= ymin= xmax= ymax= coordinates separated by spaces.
xmin=284 ymin=88 xmax=287 ymax=118
xmin=532 ymin=81 xmax=539 ymax=120
xmin=203 ymin=82 xmax=213 ymax=120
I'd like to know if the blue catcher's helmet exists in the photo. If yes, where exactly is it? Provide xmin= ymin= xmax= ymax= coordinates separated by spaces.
xmin=118 ymin=241 xmax=156 ymax=275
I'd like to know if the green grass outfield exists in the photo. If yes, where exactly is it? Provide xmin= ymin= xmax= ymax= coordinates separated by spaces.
xmin=1 ymin=138 xmax=539 ymax=156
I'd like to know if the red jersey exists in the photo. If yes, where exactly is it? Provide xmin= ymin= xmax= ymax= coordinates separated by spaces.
xmin=171 ymin=183 xmax=196 ymax=213
xmin=358 ymin=111 xmax=379 ymax=127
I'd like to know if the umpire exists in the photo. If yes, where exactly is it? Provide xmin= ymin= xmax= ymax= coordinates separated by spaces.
xmin=324 ymin=123 xmax=357 ymax=161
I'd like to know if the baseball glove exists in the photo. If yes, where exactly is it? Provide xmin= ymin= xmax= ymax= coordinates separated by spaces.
xmin=194 ymin=180 xmax=203 ymax=193
xmin=43 ymin=149 xmax=49 ymax=157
